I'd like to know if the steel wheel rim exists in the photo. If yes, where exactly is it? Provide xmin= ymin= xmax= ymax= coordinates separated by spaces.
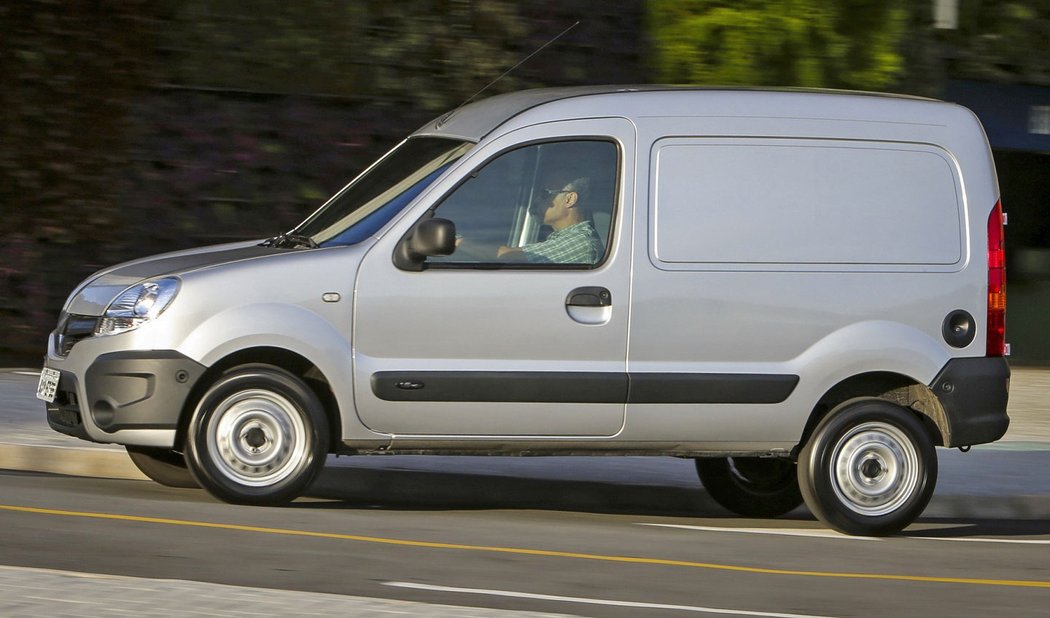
xmin=830 ymin=421 xmax=920 ymax=516
xmin=205 ymin=389 xmax=308 ymax=487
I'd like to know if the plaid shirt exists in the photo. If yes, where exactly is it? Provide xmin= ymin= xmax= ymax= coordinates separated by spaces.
xmin=522 ymin=221 xmax=603 ymax=264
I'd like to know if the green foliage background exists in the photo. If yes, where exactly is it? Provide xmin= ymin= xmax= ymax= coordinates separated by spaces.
xmin=648 ymin=0 xmax=907 ymax=89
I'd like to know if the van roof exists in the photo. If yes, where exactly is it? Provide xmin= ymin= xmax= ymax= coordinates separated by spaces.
xmin=412 ymin=85 xmax=944 ymax=142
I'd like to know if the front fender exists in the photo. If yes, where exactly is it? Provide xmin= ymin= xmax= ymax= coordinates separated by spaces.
xmin=178 ymin=303 xmax=365 ymax=440
xmin=183 ymin=303 xmax=348 ymax=366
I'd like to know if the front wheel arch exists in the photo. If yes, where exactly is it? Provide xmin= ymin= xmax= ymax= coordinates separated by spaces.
xmin=175 ymin=347 xmax=340 ymax=454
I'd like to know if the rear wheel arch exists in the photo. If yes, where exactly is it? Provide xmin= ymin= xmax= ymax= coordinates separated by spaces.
xmin=799 ymin=372 xmax=947 ymax=454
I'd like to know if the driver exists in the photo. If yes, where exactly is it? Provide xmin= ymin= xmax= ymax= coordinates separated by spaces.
xmin=497 ymin=176 xmax=602 ymax=264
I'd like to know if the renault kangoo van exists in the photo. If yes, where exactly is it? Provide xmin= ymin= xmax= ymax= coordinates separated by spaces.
xmin=40 ymin=87 xmax=1010 ymax=536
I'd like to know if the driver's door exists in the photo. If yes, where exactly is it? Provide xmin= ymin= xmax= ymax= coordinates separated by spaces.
xmin=352 ymin=118 xmax=635 ymax=437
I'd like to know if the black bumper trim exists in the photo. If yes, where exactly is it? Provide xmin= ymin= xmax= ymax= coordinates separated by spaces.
xmin=83 ymin=350 xmax=207 ymax=433
xmin=930 ymin=356 xmax=1010 ymax=447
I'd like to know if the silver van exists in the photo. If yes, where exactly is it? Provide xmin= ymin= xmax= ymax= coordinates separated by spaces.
xmin=39 ymin=87 xmax=1010 ymax=536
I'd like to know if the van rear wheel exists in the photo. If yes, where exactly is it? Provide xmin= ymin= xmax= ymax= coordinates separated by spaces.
xmin=184 ymin=364 xmax=329 ymax=506
xmin=798 ymin=398 xmax=937 ymax=536
xmin=126 ymin=446 xmax=198 ymax=488
xmin=696 ymin=457 xmax=803 ymax=518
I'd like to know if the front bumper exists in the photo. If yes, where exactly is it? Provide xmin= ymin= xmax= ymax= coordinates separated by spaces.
xmin=930 ymin=356 xmax=1010 ymax=447
xmin=46 ymin=350 xmax=206 ymax=443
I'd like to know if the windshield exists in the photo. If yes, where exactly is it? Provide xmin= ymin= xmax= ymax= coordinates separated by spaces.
xmin=293 ymin=137 xmax=473 ymax=247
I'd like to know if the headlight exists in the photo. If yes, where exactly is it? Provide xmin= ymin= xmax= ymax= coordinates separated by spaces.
xmin=95 ymin=278 xmax=180 ymax=336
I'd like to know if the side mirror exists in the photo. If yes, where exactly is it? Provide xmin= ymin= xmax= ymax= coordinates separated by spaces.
xmin=393 ymin=217 xmax=456 ymax=271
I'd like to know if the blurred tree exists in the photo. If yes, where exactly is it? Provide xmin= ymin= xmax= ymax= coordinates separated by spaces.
xmin=159 ymin=0 xmax=531 ymax=111
xmin=156 ymin=0 xmax=365 ymax=97
xmin=896 ymin=1 xmax=1050 ymax=97
xmin=352 ymin=1 xmax=530 ymax=111
xmin=0 ymin=1 xmax=156 ymax=361
xmin=0 ymin=1 xmax=153 ymax=244
xmin=647 ymin=0 xmax=907 ymax=89
xmin=951 ymin=0 xmax=1050 ymax=85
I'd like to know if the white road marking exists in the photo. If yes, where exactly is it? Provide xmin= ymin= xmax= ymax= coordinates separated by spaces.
xmin=640 ymin=523 xmax=1050 ymax=545
xmin=384 ymin=581 xmax=843 ymax=618
xmin=639 ymin=523 xmax=876 ymax=541
xmin=25 ymin=596 xmax=96 ymax=604
xmin=903 ymin=535 xmax=1050 ymax=545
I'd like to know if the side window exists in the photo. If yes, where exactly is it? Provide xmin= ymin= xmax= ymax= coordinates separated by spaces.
xmin=429 ymin=140 xmax=618 ymax=267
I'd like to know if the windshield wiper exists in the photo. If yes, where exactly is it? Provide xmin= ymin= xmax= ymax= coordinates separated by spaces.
xmin=261 ymin=233 xmax=319 ymax=249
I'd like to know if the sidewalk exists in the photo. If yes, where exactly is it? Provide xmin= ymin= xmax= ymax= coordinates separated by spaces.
xmin=0 ymin=564 xmax=573 ymax=618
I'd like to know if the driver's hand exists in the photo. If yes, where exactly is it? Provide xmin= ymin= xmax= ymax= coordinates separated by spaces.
xmin=497 ymin=245 xmax=527 ymax=260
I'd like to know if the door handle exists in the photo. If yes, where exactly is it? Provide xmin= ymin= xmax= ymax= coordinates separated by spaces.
xmin=566 ymin=287 xmax=612 ymax=308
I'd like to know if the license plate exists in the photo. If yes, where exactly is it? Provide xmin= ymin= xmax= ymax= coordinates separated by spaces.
xmin=36 ymin=367 xmax=61 ymax=403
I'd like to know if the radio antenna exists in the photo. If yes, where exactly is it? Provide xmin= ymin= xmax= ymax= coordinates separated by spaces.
xmin=457 ymin=20 xmax=580 ymax=109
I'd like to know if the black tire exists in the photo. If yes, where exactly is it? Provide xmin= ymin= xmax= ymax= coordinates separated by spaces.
xmin=126 ymin=445 xmax=199 ymax=489
xmin=696 ymin=457 xmax=803 ymax=518
xmin=183 ymin=364 xmax=329 ymax=506
xmin=798 ymin=398 xmax=937 ymax=536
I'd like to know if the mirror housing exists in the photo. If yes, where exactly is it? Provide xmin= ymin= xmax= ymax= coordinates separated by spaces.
xmin=393 ymin=217 xmax=456 ymax=271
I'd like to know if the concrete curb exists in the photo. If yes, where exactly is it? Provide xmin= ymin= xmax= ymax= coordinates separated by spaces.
xmin=0 ymin=442 xmax=147 ymax=482
xmin=923 ymin=495 xmax=1050 ymax=520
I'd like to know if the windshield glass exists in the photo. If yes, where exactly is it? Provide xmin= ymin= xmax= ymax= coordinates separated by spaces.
xmin=293 ymin=137 xmax=473 ymax=247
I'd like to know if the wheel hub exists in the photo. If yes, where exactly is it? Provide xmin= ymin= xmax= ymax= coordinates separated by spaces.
xmin=860 ymin=455 xmax=885 ymax=481
xmin=243 ymin=426 xmax=268 ymax=450
xmin=205 ymin=389 xmax=309 ymax=487
xmin=830 ymin=421 xmax=920 ymax=516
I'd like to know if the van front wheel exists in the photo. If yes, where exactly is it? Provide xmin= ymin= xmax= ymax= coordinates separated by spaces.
xmin=184 ymin=365 xmax=329 ymax=506
xmin=798 ymin=399 xmax=937 ymax=536
xmin=695 ymin=457 xmax=803 ymax=518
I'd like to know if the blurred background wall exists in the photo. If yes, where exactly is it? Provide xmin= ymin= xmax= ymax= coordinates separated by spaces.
xmin=1 ymin=0 xmax=1048 ymax=365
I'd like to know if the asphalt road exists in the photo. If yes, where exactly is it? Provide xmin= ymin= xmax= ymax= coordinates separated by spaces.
xmin=3 ymin=465 xmax=1050 ymax=618
xmin=3 ymin=368 xmax=1050 ymax=615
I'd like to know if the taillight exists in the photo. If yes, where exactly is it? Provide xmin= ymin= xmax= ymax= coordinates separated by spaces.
xmin=987 ymin=200 xmax=1006 ymax=356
